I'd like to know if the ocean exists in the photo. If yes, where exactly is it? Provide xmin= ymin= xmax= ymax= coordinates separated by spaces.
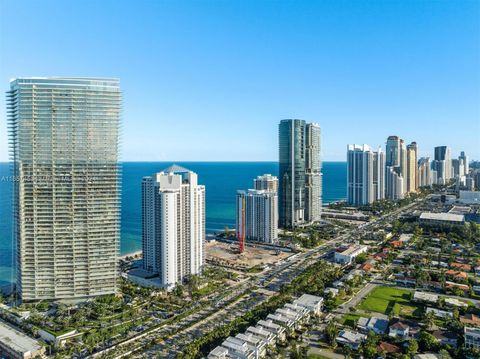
xmin=0 ymin=161 xmax=346 ymax=285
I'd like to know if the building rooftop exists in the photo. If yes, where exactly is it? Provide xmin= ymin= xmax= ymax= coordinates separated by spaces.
xmin=413 ymin=291 xmax=438 ymax=303
xmin=419 ymin=212 xmax=465 ymax=222
xmin=465 ymin=326 xmax=480 ymax=335
xmin=336 ymin=329 xmax=366 ymax=344
xmin=293 ymin=294 xmax=323 ymax=308
xmin=0 ymin=320 xmax=44 ymax=355
xmin=161 ymin=164 xmax=192 ymax=174
xmin=444 ymin=297 xmax=468 ymax=307
xmin=338 ymin=244 xmax=368 ymax=256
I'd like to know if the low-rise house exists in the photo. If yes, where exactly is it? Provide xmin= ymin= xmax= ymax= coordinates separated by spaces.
xmin=432 ymin=330 xmax=458 ymax=347
xmin=245 ymin=326 xmax=276 ymax=347
xmin=208 ymin=346 xmax=231 ymax=359
xmin=464 ymin=327 xmax=480 ymax=350
xmin=450 ymin=262 xmax=472 ymax=272
xmin=390 ymin=240 xmax=403 ymax=248
xmin=426 ymin=307 xmax=453 ymax=319
xmin=431 ymin=261 xmax=448 ymax=268
xmin=413 ymin=291 xmax=438 ymax=304
xmin=359 ymin=262 xmax=373 ymax=272
xmin=445 ymin=281 xmax=470 ymax=292
xmin=324 ymin=287 xmax=339 ymax=298
xmin=475 ymin=266 xmax=480 ymax=276
xmin=221 ymin=337 xmax=256 ymax=359
xmin=332 ymin=280 xmax=345 ymax=288
xmin=395 ymin=276 xmax=416 ymax=287
xmin=461 ymin=314 xmax=480 ymax=326
xmin=266 ymin=314 xmax=295 ymax=330
xmin=345 ymin=269 xmax=363 ymax=281
xmin=423 ymin=281 xmax=443 ymax=291
xmin=275 ymin=307 xmax=305 ymax=324
xmin=444 ymin=297 xmax=468 ymax=308
xmin=445 ymin=270 xmax=468 ymax=281
xmin=377 ymin=341 xmax=401 ymax=356
xmin=399 ymin=234 xmax=412 ymax=242
xmin=357 ymin=316 xmax=389 ymax=335
xmin=292 ymin=294 xmax=324 ymax=315
xmin=236 ymin=333 xmax=267 ymax=359
xmin=413 ymin=355 xmax=441 ymax=359
xmin=374 ymin=252 xmax=388 ymax=261
xmin=473 ymin=285 xmax=480 ymax=295
xmin=257 ymin=320 xmax=286 ymax=342
xmin=389 ymin=321 xmax=410 ymax=338
xmin=283 ymin=303 xmax=310 ymax=319
xmin=335 ymin=329 xmax=366 ymax=350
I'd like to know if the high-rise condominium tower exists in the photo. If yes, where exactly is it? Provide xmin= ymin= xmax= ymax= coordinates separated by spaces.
xmin=459 ymin=151 xmax=469 ymax=175
xmin=278 ymin=119 xmax=321 ymax=228
xmin=7 ymin=78 xmax=121 ymax=301
xmin=385 ymin=136 xmax=405 ymax=200
xmin=236 ymin=188 xmax=278 ymax=244
xmin=254 ymin=174 xmax=278 ymax=193
xmin=399 ymin=140 xmax=408 ymax=193
xmin=386 ymin=166 xmax=404 ymax=200
xmin=305 ymin=123 xmax=322 ymax=222
xmin=372 ymin=148 xmax=385 ymax=201
xmin=433 ymin=146 xmax=452 ymax=184
xmin=452 ymin=159 xmax=465 ymax=178
xmin=418 ymin=157 xmax=432 ymax=187
xmin=142 ymin=165 xmax=205 ymax=290
xmin=406 ymin=142 xmax=418 ymax=193
xmin=385 ymin=136 xmax=401 ymax=168
xmin=347 ymin=145 xmax=384 ymax=206
xmin=347 ymin=145 xmax=373 ymax=206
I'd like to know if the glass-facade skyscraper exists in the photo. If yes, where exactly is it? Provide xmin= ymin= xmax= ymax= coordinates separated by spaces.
xmin=278 ymin=119 xmax=321 ymax=228
xmin=7 ymin=78 xmax=121 ymax=301
xmin=305 ymin=123 xmax=322 ymax=222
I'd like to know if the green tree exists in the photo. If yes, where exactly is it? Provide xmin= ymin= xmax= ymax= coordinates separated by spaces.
xmin=406 ymin=339 xmax=419 ymax=356
xmin=325 ymin=320 xmax=338 ymax=348
xmin=362 ymin=331 xmax=379 ymax=358
xmin=438 ymin=349 xmax=452 ymax=359
xmin=419 ymin=331 xmax=438 ymax=352
xmin=422 ymin=310 xmax=436 ymax=330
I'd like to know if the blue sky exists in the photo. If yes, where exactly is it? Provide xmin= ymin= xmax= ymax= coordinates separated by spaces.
xmin=0 ymin=0 xmax=478 ymax=161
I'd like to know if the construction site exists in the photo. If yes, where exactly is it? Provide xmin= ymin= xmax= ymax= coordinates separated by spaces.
xmin=205 ymin=240 xmax=293 ymax=271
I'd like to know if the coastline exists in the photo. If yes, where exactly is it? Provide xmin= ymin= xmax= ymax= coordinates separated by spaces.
xmin=119 ymin=250 xmax=142 ymax=260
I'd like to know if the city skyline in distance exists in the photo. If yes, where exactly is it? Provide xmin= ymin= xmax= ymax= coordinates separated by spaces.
xmin=0 ymin=0 xmax=478 ymax=162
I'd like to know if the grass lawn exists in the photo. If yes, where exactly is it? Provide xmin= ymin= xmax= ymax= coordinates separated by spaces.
xmin=358 ymin=286 xmax=421 ymax=317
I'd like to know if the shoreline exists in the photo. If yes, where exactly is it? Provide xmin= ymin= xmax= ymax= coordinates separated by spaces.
xmin=119 ymin=250 xmax=142 ymax=260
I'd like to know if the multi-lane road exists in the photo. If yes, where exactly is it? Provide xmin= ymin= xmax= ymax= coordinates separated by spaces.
xmin=89 ymin=198 xmax=425 ymax=359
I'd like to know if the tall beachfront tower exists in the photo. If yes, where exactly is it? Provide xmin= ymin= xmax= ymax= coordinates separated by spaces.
xmin=279 ymin=119 xmax=306 ymax=228
xmin=305 ymin=123 xmax=322 ymax=223
xmin=236 ymin=188 xmax=278 ymax=244
xmin=346 ymin=144 xmax=384 ymax=206
xmin=254 ymin=174 xmax=278 ymax=193
xmin=347 ymin=145 xmax=374 ymax=206
xmin=7 ymin=78 xmax=121 ymax=301
xmin=434 ymin=146 xmax=452 ymax=184
xmin=278 ymin=119 xmax=322 ymax=228
xmin=385 ymin=135 xmax=405 ymax=200
xmin=142 ymin=165 xmax=205 ymax=290
xmin=406 ymin=142 xmax=418 ymax=192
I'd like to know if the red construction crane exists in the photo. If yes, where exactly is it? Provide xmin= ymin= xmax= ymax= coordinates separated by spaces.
xmin=239 ymin=196 xmax=245 ymax=254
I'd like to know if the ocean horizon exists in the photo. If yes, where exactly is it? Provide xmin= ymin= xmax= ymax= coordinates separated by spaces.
xmin=0 ymin=161 xmax=347 ymax=285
